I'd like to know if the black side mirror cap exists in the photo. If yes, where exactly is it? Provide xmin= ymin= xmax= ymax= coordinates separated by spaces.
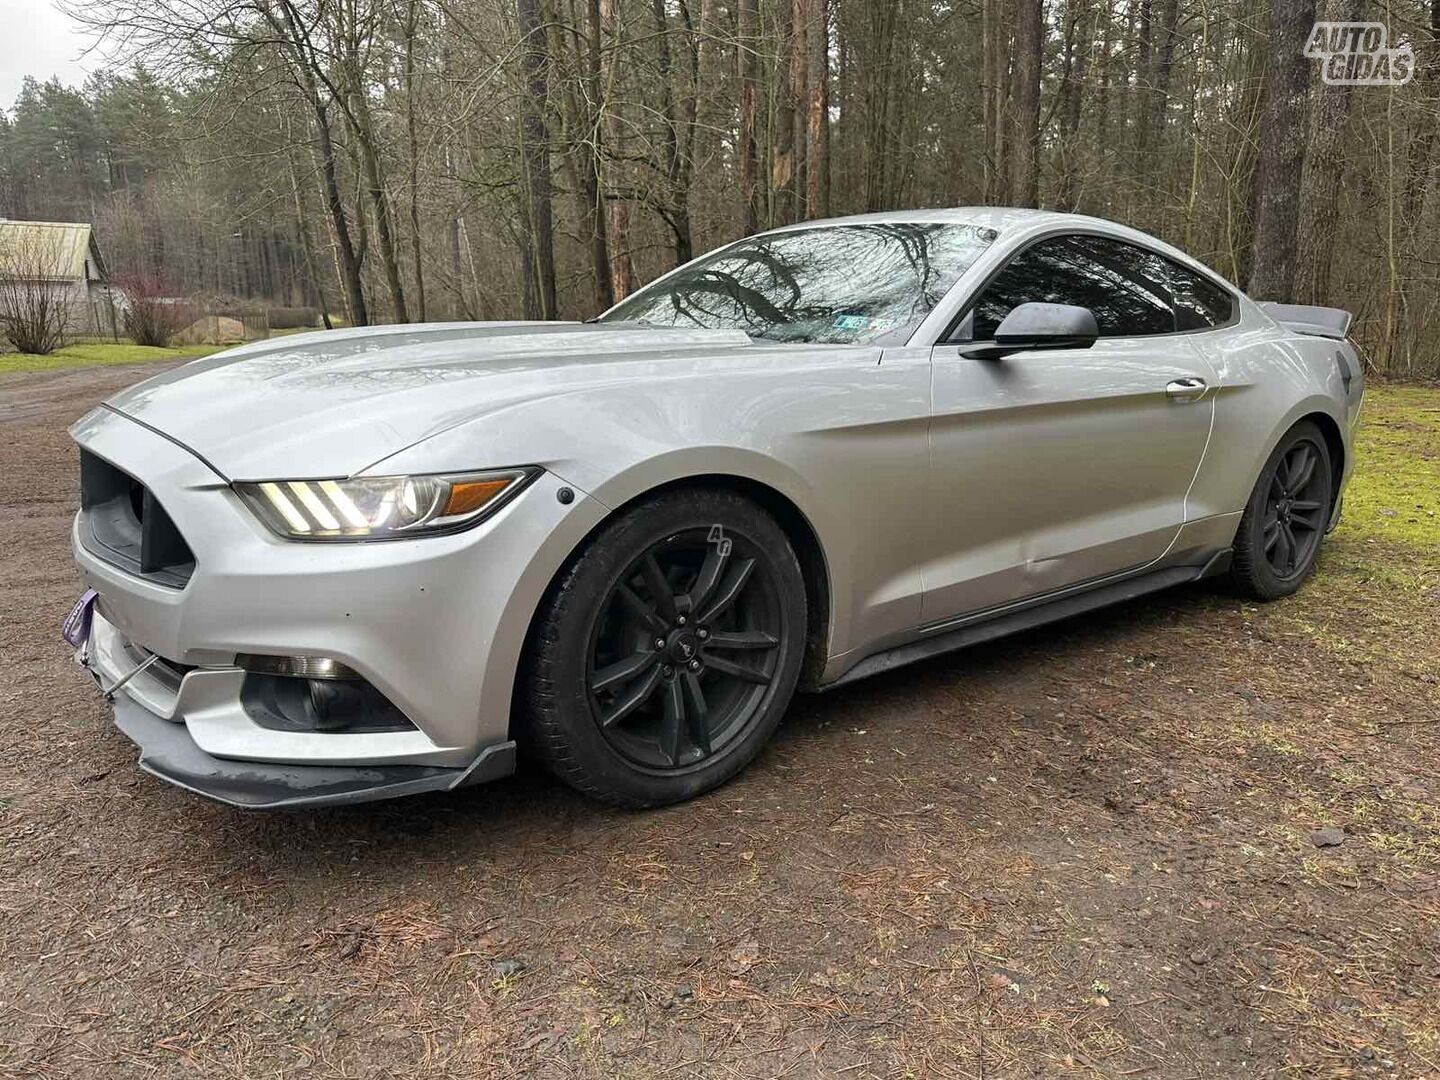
xmin=959 ymin=302 xmax=1099 ymax=360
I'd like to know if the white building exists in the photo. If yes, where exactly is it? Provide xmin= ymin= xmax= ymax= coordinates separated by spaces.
xmin=0 ymin=219 xmax=116 ymax=336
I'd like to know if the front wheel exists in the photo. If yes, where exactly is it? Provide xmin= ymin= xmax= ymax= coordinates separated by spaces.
xmin=519 ymin=489 xmax=806 ymax=807
xmin=1228 ymin=420 xmax=1334 ymax=600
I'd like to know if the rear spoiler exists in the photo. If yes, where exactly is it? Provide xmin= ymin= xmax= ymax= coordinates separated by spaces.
xmin=1256 ymin=302 xmax=1352 ymax=340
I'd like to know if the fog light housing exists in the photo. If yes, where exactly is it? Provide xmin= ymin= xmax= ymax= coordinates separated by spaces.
xmin=239 ymin=671 xmax=418 ymax=734
xmin=237 ymin=654 xmax=361 ymax=680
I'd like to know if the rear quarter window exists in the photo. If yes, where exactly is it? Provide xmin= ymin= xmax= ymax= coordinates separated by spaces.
xmin=1162 ymin=259 xmax=1235 ymax=330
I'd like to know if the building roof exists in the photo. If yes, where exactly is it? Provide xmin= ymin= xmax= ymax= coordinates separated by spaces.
xmin=0 ymin=220 xmax=105 ymax=282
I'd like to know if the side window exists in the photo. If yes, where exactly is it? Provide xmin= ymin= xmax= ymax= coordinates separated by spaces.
xmin=1162 ymin=259 xmax=1235 ymax=330
xmin=969 ymin=235 xmax=1175 ymax=339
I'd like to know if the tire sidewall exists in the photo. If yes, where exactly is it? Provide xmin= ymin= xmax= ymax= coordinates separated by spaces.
xmin=533 ymin=489 xmax=806 ymax=806
xmin=1240 ymin=422 xmax=1333 ymax=598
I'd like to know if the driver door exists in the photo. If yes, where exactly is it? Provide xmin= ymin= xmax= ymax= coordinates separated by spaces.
xmin=921 ymin=233 xmax=1216 ymax=624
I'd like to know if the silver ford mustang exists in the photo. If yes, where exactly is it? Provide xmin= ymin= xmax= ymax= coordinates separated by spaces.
xmin=68 ymin=208 xmax=1364 ymax=809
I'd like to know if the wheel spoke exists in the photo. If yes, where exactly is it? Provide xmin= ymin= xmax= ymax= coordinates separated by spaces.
xmin=681 ymin=672 xmax=711 ymax=755
xmin=617 ymin=584 xmax=666 ymax=634
xmin=1279 ymin=523 xmax=1299 ymax=571
xmin=688 ymin=544 xmax=730 ymax=613
xmin=589 ymin=526 xmax=783 ymax=773
xmin=706 ymin=654 xmax=771 ymax=685
xmin=601 ymin=664 xmax=663 ymax=728
xmin=706 ymin=630 xmax=778 ymax=650
xmin=659 ymin=677 xmax=684 ymax=765
xmin=591 ymin=649 xmax=658 ymax=692
xmin=1291 ymin=508 xmax=1323 ymax=531
xmin=1272 ymin=523 xmax=1293 ymax=570
xmin=695 ymin=558 xmax=755 ymax=625
xmin=1289 ymin=446 xmax=1315 ymax=492
xmin=1263 ymin=517 xmax=1282 ymax=552
xmin=642 ymin=553 xmax=678 ymax=622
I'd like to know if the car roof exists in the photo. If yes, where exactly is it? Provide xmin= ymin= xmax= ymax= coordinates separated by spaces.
xmin=766 ymin=207 xmax=1157 ymax=239
xmin=765 ymin=207 xmax=1242 ymax=294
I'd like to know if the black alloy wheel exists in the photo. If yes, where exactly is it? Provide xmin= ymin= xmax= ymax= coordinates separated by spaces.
xmin=1260 ymin=438 xmax=1329 ymax=580
xmin=521 ymin=489 xmax=806 ymax=807
xmin=1229 ymin=420 xmax=1334 ymax=600
xmin=587 ymin=527 xmax=784 ymax=770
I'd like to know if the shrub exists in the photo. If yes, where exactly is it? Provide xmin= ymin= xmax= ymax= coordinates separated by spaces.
xmin=112 ymin=273 xmax=194 ymax=348
xmin=0 ymin=228 xmax=73 ymax=355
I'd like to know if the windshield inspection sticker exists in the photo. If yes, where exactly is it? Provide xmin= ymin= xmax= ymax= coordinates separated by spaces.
xmin=833 ymin=314 xmax=873 ymax=331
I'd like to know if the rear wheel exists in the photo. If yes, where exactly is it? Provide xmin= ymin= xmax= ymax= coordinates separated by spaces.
xmin=520 ymin=489 xmax=806 ymax=807
xmin=1229 ymin=420 xmax=1333 ymax=600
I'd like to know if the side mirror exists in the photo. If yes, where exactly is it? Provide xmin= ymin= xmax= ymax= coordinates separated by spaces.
xmin=959 ymin=302 xmax=1100 ymax=360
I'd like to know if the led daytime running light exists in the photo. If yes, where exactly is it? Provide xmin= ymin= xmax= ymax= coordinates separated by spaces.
xmin=237 ymin=469 xmax=536 ymax=541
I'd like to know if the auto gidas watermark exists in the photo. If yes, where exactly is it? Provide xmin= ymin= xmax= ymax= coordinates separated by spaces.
xmin=1305 ymin=22 xmax=1415 ymax=86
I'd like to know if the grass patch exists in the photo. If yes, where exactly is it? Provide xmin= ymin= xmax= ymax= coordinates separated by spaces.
xmin=1240 ymin=384 xmax=1440 ymax=667
xmin=0 ymin=341 xmax=227 ymax=375
xmin=1335 ymin=383 xmax=1440 ymax=553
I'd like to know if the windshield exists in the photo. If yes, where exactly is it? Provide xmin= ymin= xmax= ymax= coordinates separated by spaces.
xmin=599 ymin=222 xmax=997 ymax=345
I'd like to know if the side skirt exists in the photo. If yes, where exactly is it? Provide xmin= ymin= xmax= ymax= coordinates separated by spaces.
xmin=820 ymin=550 xmax=1232 ymax=691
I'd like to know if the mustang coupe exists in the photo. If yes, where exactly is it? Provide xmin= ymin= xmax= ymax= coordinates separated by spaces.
xmin=68 ymin=208 xmax=1364 ymax=809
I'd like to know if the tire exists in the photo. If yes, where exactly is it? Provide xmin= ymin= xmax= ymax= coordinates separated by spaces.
xmin=1228 ymin=420 xmax=1334 ymax=600
xmin=519 ymin=488 xmax=807 ymax=807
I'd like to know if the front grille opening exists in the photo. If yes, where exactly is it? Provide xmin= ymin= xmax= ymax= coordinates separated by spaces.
xmin=241 ymin=673 xmax=419 ymax=734
xmin=78 ymin=449 xmax=196 ymax=587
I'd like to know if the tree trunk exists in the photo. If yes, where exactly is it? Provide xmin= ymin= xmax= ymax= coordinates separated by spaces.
xmin=773 ymin=0 xmax=799 ymax=223
xmin=1247 ymin=0 xmax=1316 ymax=299
xmin=1134 ymin=0 xmax=1154 ymax=152
xmin=1010 ymin=0 xmax=1042 ymax=207
xmin=266 ymin=0 xmax=367 ymax=325
xmin=1294 ymin=0 xmax=1364 ymax=305
xmin=1403 ymin=0 xmax=1440 ymax=220
xmin=600 ymin=0 xmax=637 ymax=298
xmin=805 ymin=0 xmax=830 ymax=217
xmin=1093 ymin=8 xmax=1113 ymax=155
xmin=860 ymin=0 xmax=902 ymax=211
xmin=517 ymin=0 xmax=558 ymax=319
xmin=1057 ymin=0 xmax=1091 ymax=211
xmin=350 ymin=87 xmax=410 ymax=323
xmin=1143 ymin=0 xmax=1179 ymax=154
xmin=981 ymin=0 xmax=999 ymax=200
xmin=579 ymin=0 xmax=614 ymax=312
xmin=738 ymin=0 xmax=761 ymax=232
xmin=403 ymin=0 xmax=426 ymax=321
xmin=651 ymin=0 xmax=692 ymax=265
xmin=312 ymin=103 xmax=367 ymax=326
xmin=790 ymin=0 xmax=809 ymax=214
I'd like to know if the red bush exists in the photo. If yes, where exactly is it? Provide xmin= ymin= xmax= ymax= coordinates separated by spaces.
xmin=112 ymin=273 xmax=194 ymax=348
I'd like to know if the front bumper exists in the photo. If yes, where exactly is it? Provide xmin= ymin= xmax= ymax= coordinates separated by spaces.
xmin=77 ymin=608 xmax=516 ymax=807
xmin=108 ymin=690 xmax=514 ymax=809
xmin=69 ymin=406 xmax=606 ymax=802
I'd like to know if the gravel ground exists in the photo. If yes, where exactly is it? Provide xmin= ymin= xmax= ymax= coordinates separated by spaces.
xmin=1 ymin=363 xmax=1437 ymax=1079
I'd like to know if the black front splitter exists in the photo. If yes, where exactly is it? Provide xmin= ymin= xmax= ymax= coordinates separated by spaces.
xmin=111 ymin=695 xmax=516 ymax=809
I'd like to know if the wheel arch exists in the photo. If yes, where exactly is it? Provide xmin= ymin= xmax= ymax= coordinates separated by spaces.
xmin=514 ymin=471 xmax=835 ymax=734
xmin=1258 ymin=407 xmax=1346 ymax=524
xmin=1297 ymin=410 xmax=1346 ymax=517
xmin=633 ymin=474 xmax=833 ymax=688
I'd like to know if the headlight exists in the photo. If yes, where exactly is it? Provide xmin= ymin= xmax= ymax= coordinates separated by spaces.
xmin=235 ymin=468 xmax=538 ymax=541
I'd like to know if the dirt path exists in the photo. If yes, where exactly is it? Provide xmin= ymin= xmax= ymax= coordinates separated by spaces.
xmin=1 ymin=364 xmax=1437 ymax=1078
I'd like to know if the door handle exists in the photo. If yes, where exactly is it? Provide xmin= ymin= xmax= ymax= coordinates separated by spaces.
xmin=1165 ymin=376 xmax=1208 ymax=401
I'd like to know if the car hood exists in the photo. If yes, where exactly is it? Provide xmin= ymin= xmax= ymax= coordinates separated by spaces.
xmin=100 ymin=322 xmax=766 ymax=480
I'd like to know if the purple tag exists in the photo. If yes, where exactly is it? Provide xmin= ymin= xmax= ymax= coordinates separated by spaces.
xmin=63 ymin=589 xmax=98 ymax=648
